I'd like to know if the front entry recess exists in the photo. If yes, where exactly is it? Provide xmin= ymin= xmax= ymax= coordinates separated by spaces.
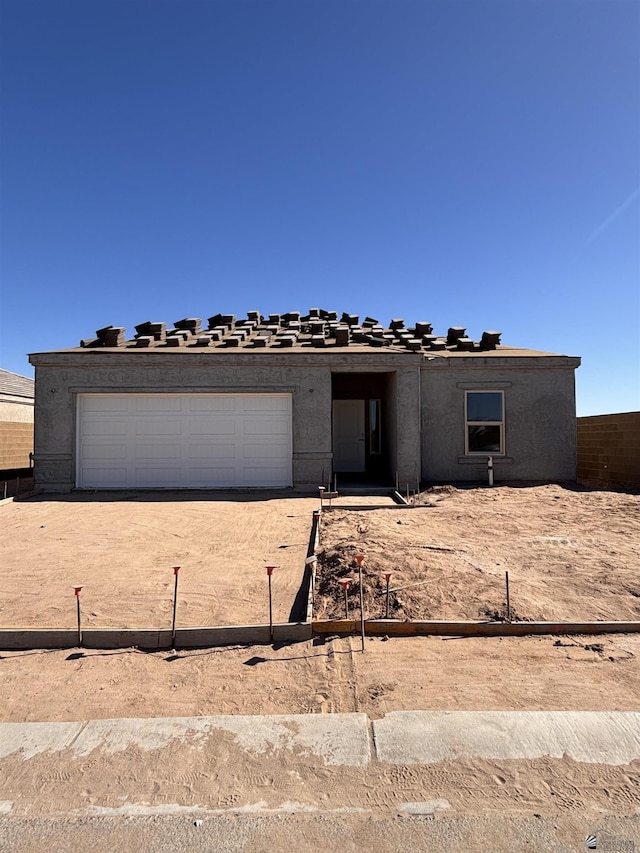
xmin=332 ymin=399 xmax=365 ymax=473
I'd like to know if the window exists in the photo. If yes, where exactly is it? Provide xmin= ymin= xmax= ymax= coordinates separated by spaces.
xmin=369 ymin=399 xmax=382 ymax=454
xmin=465 ymin=391 xmax=504 ymax=455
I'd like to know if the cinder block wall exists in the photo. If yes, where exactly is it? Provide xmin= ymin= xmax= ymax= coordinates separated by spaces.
xmin=577 ymin=412 xmax=640 ymax=486
xmin=0 ymin=422 xmax=34 ymax=470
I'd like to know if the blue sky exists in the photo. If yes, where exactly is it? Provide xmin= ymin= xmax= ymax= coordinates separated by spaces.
xmin=1 ymin=0 xmax=638 ymax=415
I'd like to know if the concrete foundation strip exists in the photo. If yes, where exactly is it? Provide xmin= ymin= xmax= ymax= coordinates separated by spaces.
xmin=0 ymin=620 xmax=638 ymax=650
xmin=312 ymin=619 xmax=640 ymax=637
xmin=0 ymin=711 xmax=638 ymax=767
xmin=372 ymin=711 xmax=640 ymax=766
xmin=0 ymin=624 xmax=312 ymax=651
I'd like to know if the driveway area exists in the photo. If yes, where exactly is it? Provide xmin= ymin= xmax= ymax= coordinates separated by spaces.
xmin=1 ymin=492 xmax=319 ymax=629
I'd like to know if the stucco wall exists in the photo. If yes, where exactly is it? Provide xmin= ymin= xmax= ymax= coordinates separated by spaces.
xmin=30 ymin=351 xmax=421 ymax=492
xmin=0 ymin=398 xmax=34 ymax=423
xmin=577 ymin=412 xmax=640 ymax=486
xmin=0 ymin=397 xmax=34 ymax=470
xmin=420 ymin=356 xmax=580 ymax=483
xmin=30 ymin=349 xmax=579 ymax=492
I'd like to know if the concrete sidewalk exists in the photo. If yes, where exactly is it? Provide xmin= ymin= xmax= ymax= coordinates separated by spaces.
xmin=1 ymin=711 xmax=639 ymax=771
xmin=1 ymin=711 xmax=639 ymax=852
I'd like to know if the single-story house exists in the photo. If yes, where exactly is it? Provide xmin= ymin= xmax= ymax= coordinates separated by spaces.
xmin=0 ymin=368 xmax=35 ymax=472
xmin=28 ymin=310 xmax=581 ymax=492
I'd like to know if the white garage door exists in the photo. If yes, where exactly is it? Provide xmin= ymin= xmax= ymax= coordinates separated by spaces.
xmin=76 ymin=393 xmax=292 ymax=488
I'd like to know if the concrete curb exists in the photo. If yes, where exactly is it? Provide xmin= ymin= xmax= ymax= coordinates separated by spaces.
xmin=0 ymin=713 xmax=371 ymax=766
xmin=312 ymin=619 xmax=640 ymax=637
xmin=0 ymin=622 xmax=312 ymax=651
xmin=373 ymin=710 xmax=640 ymax=765
xmin=305 ymin=511 xmax=321 ymax=623
xmin=1 ymin=711 xmax=638 ymax=767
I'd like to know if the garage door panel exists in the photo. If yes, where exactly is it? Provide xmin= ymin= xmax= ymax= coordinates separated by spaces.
xmin=81 ymin=442 xmax=129 ymax=462
xmin=82 ymin=395 xmax=130 ymax=413
xmin=242 ymin=442 xmax=289 ymax=459
xmin=187 ymin=419 xmax=237 ymax=436
xmin=82 ymin=420 xmax=129 ymax=436
xmin=81 ymin=466 xmax=129 ymax=486
xmin=242 ymin=396 xmax=288 ymax=413
xmin=243 ymin=420 xmax=287 ymax=436
xmin=135 ymin=420 xmax=182 ymax=436
xmin=240 ymin=465 xmax=289 ymax=483
xmin=134 ymin=466 xmax=183 ymax=485
xmin=136 ymin=396 xmax=182 ymax=413
xmin=188 ymin=397 xmax=237 ymax=413
xmin=135 ymin=443 xmax=183 ymax=461
xmin=187 ymin=443 xmax=237 ymax=460
xmin=78 ymin=393 xmax=291 ymax=488
xmin=187 ymin=466 xmax=237 ymax=484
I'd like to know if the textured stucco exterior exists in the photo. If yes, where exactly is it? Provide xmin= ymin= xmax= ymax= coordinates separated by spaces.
xmin=0 ymin=386 xmax=35 ymax=471
xmin=29 ymin=350 xmax=422 ymax=492
xmin=0 ymin=399 xmax=34 ymax=423
xmin=421 ymin=355 xmax=579 ymax=482
xmin=29 ymin=347 xmax=579 ymax=492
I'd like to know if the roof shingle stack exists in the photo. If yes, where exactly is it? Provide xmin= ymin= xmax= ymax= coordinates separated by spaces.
xmin=80 ymin=311 xmax=502 ymax=352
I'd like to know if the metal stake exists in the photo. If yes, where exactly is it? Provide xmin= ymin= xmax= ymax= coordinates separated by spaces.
xmin=505 ymin=570 xmax=511 ymax=623
xmin=171 ymin=566 xmax=181 ymax=646
xmin=338 ymin=578 xmax=350 ymax=619
xmin=3 ymin=482 xmax=6 ymax=500
xmin=384 ymin=572 xmax=392 ymax=618
xmin=354 ymin=555 xmax=365 ymax=652
xmin=73 ymin=586 xmax=83 ymax=646
xmin=266 ymin=566 xmax=277 ymax=642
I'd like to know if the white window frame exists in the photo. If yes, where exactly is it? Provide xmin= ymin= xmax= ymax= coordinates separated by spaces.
xmin=464 ymin=390 xmax=505 ymax=456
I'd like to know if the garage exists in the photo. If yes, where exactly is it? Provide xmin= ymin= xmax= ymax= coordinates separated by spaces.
xmin=76 ymin=393 xmax=292 ymax=489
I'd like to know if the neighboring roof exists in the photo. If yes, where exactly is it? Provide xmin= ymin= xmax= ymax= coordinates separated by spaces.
xmin=51 ymin=311 xmax=509 ymax=355
xmin=0 ymin=368 xmax=35 ymax=399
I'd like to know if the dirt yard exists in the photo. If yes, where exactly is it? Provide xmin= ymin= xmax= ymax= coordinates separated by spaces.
xmin=0 ymin=633 xmax=639 ymax=724
xmin=1 ymin=484 xmax=639 ymax=834
xmin=314 ymin=484 xmax=640 ymax=622
xmin=0 ymin=483 xmax=638 ymax=722
xmin=0 ymin=491 xmax=323 ymax=628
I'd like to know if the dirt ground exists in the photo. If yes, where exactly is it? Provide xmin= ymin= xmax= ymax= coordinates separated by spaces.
xmin=0 ymin=633 xmax=638 ymax=724
xmin=0 ymin=491 xmax=321 ymax=628
xmin=1 ymin=484 xmax=639 ymax=841
xmin=315 ymin=484 xmax=640 ymax=622
xmin=0 ymin=483 xmax=638 ymax=724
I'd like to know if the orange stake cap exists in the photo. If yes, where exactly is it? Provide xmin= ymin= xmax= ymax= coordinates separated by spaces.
xmin=72 ymin=585 xmax=83 ymax=596
xmin=173 ymin=566 xmax=181 ymax=575
xmin=338 ymin=578 xmax=351 ymax=590
xmin=354 ymin=554 xmax=365 ymax=567
xmin=384 ymin=572 xmax=392 ymax=582
xmin=266 ymin=565 xmax=277 ymax=576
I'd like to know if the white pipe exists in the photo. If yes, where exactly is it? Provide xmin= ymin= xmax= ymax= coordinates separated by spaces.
xmin=488 ymin=456 xmax=494 ymax=487
xmin=305 ymin=555 xmax=318 ymax=593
